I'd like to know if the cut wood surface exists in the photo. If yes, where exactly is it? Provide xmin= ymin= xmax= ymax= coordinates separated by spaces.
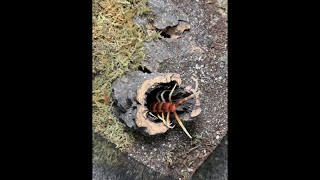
xmin=112 ymin=71 xmax=201 ymax=136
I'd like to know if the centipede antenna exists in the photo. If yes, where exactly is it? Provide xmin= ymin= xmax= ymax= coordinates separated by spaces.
xmin=184 ymin=91 xmax=201 ymax=101
xmin=173 ymin=111 xmax=192 ymax=139
xmin=175 ymin=91 xmax=201 ymax=106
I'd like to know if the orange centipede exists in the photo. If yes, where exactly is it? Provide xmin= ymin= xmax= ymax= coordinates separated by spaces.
xmin=149 ymin=83 xmax=200 ymax=139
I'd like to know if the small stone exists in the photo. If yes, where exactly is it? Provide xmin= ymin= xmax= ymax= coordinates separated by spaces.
xmin=187 ymin=168 xmax=193 ymax=172
xmin=216 ymin=135 xmax=220 ymax=139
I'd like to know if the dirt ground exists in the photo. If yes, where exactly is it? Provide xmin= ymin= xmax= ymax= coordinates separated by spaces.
xmin=93 ymin=134 xmax=227 ymax=180
xmin=93 ymin=0 xmax=227 ymax=179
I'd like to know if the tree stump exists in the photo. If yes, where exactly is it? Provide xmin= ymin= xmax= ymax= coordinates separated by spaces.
xmin=111 ymin=71 xmax=201 ymax=136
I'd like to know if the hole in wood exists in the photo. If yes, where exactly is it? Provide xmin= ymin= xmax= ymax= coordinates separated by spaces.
xmin=138 ymin=65 xmax=152 ymax=74
xmin=160 ymin=31 xmax=171 ymax=38
xmin=145 ymin=81 xmax=192 ymax=123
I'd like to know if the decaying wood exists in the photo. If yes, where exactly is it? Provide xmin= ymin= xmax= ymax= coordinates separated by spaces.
xmin=111 ymin=71 xmax=201 ymax=136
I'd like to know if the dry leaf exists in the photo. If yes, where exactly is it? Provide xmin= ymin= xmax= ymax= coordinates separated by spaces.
xmin=105 ymin=95 xmax=110 ymax=105
xmin=173 ymin=24 xmax=191 ymax=33
xmin=191 ymin=46 xmax=204 ymax=53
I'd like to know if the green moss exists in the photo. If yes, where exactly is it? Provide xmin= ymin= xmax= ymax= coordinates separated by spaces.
xmin=92 ymin=0 xmax=153 ymax=151
xmin=93 ymin=134 xmax=122 ymax=165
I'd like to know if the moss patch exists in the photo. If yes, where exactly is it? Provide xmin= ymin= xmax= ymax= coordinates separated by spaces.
xmin=92 ymin=0 xmax=152 ymax=151
xmin=93 ymin=134 xmax=122 ymax=165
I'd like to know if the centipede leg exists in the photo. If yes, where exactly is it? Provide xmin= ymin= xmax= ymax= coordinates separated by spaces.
xmin=169 ymin=83 xmax=177 ymax=103
xmin=148 ymin=112 xmax=158 ymax=119
xmin=165 ymin=84 xmax=178 ymax=128
xmin=166 ymin=112 xmax=175 ymax=129
xmin=161 ymin=112 xmax=165 ymax=122
xmin=156 ymin=91 xmax=162 ymax=102
xmin=160 ymin=90 xmax=174 ymax=128
xmin=153 ymin=90 xmax=167 ymax=127
xmin=157 ymin=113 xmax=167 ymax=126
xmin=160 ymin=90 xmax=168 ymax=102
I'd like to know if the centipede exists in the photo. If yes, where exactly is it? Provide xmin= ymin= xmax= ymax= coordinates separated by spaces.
xmin=148 ymin=80 xmax=200 ymax=139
